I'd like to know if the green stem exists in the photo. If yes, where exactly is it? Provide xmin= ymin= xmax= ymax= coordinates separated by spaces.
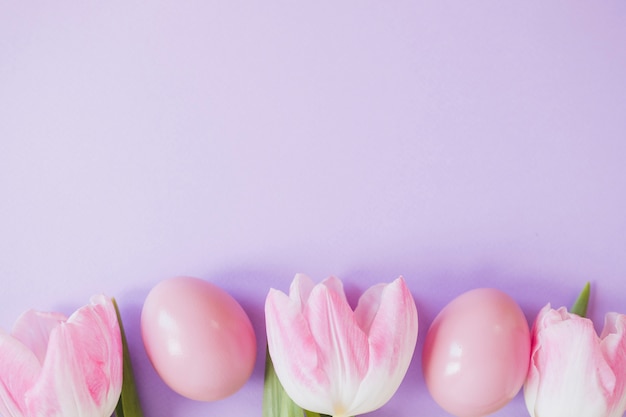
xmin=304 ymin=411 xmax=333 ymax=417
xmin=112 ymin=298 xmax=144 ymax=417
xmin=570 ymin=282 xmax=591 ymax=318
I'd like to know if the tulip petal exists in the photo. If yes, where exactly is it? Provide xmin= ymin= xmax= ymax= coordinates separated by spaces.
xmin=350 ymin=277 xmax=418 ymax=415
xmin=354 ymin=283 xmax=385 ymax=335
xmin=0 ymin=330 xmax=41 ymax=417
xmin=319 ymin=277 xmax=348 ymax=305
xmin=524 ymin=305 xmax=546 ymax=417
xmin=265 ymin=287 xmax=330 ymax=413
xmin=599 ymin=313 xmax=626 ymax=416
xmin=289 ymin=273 xmax=315 ymax=309
xmin=11 ymin=310 xmax=67 ymax=365
xmin=24 ymin=295 xmax=122 ymax=417
xmin=304 ymin=278 xmax=369 ymax=416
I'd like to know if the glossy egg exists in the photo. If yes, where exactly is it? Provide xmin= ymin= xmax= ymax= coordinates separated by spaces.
xmin=141 ymin=276 xmax=256 ymax=401
xmin=422 ymin=288 xmax=530 ymax=417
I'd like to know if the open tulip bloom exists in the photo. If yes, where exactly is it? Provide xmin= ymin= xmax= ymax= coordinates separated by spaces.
xmin=0 ymin=295 xmax=123 ymax=417
xmin=524 ymin=304 xmax=626 ymax=417
xmin=265 ymin=274 xmax=418 ymax=417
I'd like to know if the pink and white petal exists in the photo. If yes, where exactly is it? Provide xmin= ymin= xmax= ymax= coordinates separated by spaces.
xmin=288 ymin=274 xmax=315 ymax=310
xmin=532 ymin=314 xmax=611 ymax=417
xmin=320 ymin=276 xmax=348 ymax=305
xmin=11 ymin=310 xmax=67 ymax=365
xmin=524 ymin=310 xmax=546 ymax=417
xmin=599 ymin=313 xmax=626 ymax=417
xmin=536 ymin=305 xmax=568 ymax=331
xmin=25 ymin=296 xmax=122 ymax=417
xmin=599 ymin=313 xmax=626 ymax=375
xmin=304 ymin=283 xmax=369 ymax=416
xmin=350 ymin=277 xmax=418 ymax=415
xmin=354 ymin=283 xmax=385 ymax=335
xmin=0 ymin=330 xmax=42 ymax=417
xmin=265 ymin=288 xmax=330 ymax=413
xmin=523 ymin=377 xmax=540 ymax=417
xmin=600 ymin=313 xmax=625 ymax=339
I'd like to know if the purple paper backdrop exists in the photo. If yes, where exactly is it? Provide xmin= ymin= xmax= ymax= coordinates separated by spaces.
xmin=2 ymin=2 xmax=626 ymax=417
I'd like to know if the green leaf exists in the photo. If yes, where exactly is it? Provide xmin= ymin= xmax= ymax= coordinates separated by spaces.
xmin=263 ymin=346 xmax=306 ymax=417
xmin=570 ymin=282 xmax=591 ymax=318
xmin=262 ymin=346 xmax=337 ymax=417
xmin=112 ymin=298 xmax=144 ymax=417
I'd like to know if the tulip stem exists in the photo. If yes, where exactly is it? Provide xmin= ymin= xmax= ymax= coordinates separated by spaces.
xmin=570 ymin=282 xmax=591 ymax=318
xmin=112 ymin=298 xmax=144 ymax=417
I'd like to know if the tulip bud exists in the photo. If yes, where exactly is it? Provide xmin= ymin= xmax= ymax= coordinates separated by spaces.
xmin=265 ymin=274 xmax=418 ymax=417
xmin=524 ymin=284 xmax=626 ymax=417
xmin=0 ymin=295 xmax=123 ymax=417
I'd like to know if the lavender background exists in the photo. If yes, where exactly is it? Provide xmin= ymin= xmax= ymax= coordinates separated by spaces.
xmin=2 ymin=2 xmax=626 ymax=416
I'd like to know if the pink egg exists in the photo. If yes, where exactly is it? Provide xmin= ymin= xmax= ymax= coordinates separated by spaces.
xmin=141 ymin=276 xmax=256 ymax=401
xmin=422 ymin=288 xmax=530 ymax=417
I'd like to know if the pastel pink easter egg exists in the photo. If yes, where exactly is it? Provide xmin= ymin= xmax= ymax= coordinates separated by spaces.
xmin=422 ymin=288 xmax=530 ymax=417
xmin=141 ymin=276 xmax=256 ymax=401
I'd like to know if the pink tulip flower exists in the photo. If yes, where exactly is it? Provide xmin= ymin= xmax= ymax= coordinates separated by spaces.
xmin=524 ymin=304 xmax=626 ymax=417
xmin=265 ymin=274 xmax=418 ymax=417
xmin=0 ymin=295 xmax=123 ymax=417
